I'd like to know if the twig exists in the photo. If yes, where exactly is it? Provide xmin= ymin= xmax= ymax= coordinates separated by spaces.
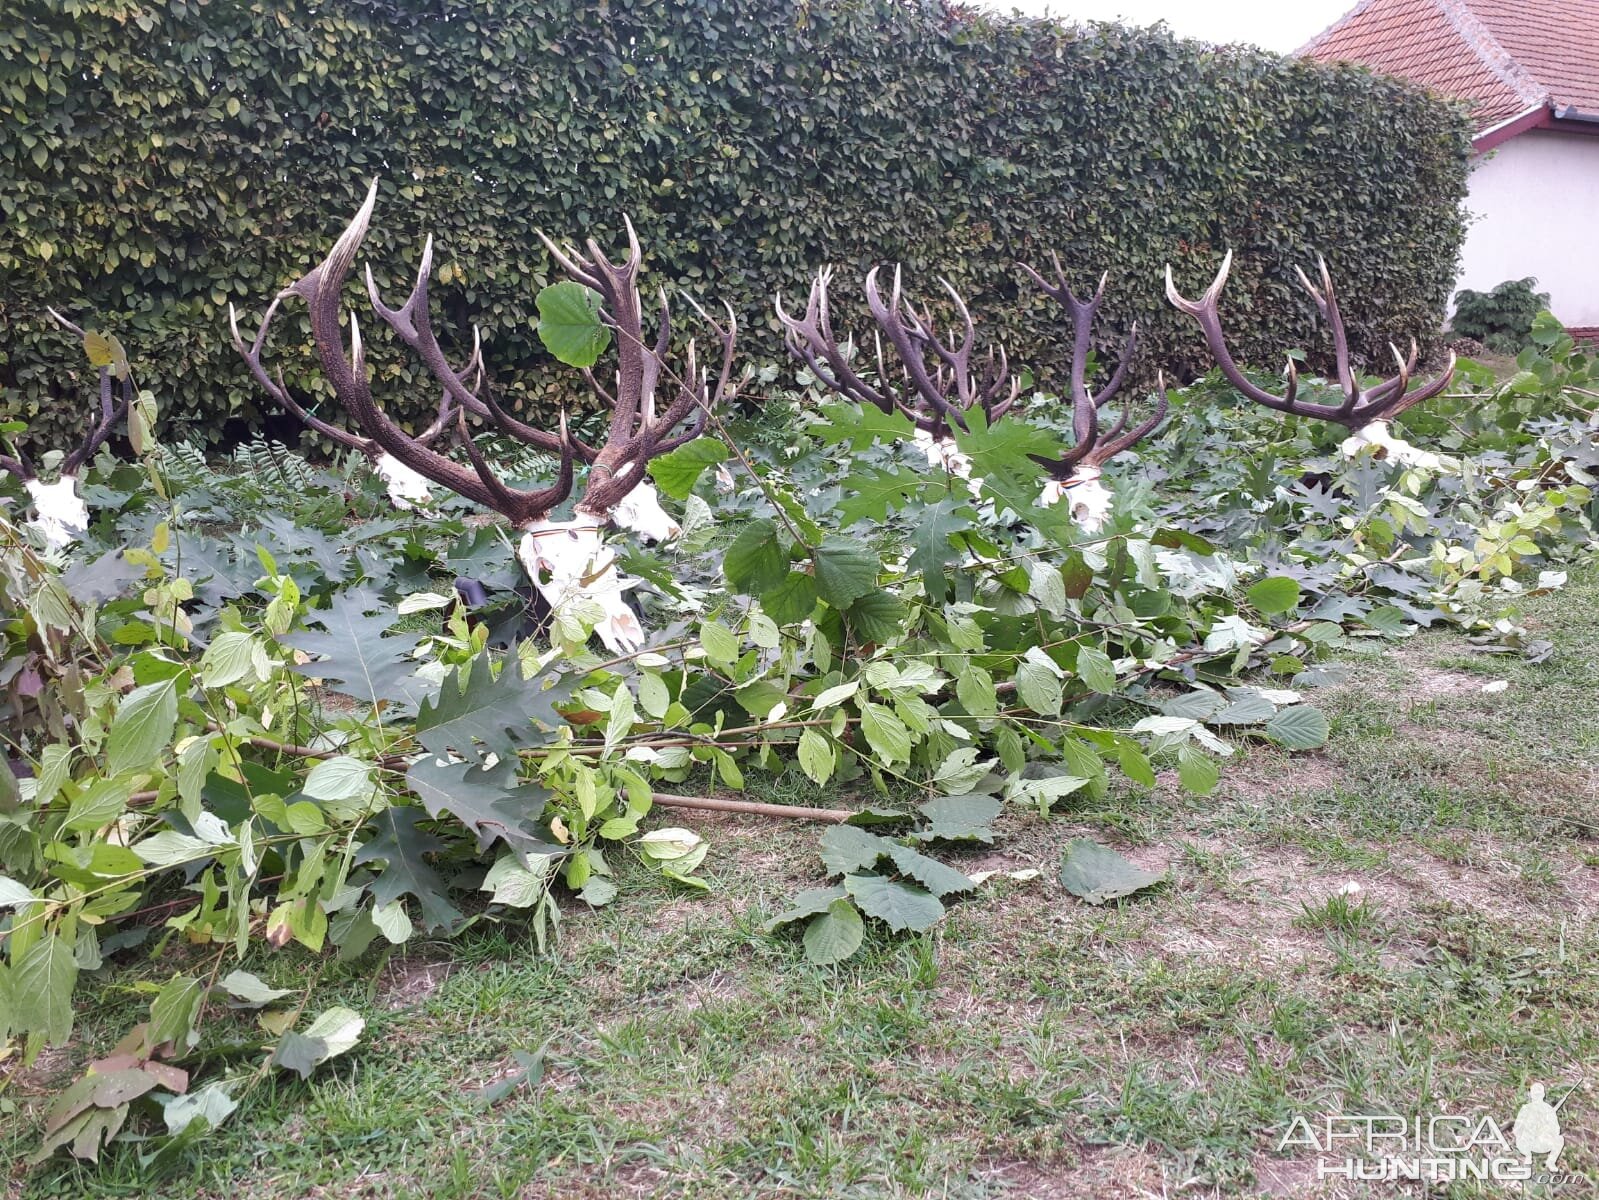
xmin=651 ymin=792 xmax=850 ymax=823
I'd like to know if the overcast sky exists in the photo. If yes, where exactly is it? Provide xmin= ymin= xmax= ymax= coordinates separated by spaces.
xmin=976 ymin=0 xmax=1357 ymax=53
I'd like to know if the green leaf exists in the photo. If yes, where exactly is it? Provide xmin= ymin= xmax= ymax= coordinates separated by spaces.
xmin=158 ymin=1082 xmax=237 ymax=1137
xmin=907 ymin=497 xmax=970 ymax=603
xmin=1265 ymin=705 xmax=1330 ymax=750
xmin=353 ymin=806 xmax=462 ymax=933
xmin=844 ymin=873 xmax=944 ymax=932
xmin=882 ymin=842 xmax=974 ymax=897
xmin=534 ymin=281 xmax=611 ymax=367
xmin=133 ymin=830 xmax=216 ymax=867
xmin=797 ymin=728 xmax=836 ymax=785
xmin=199 ymin=630 xmax=267 ymax=688
xmin=302 ymin=756 xmax=375 ymax=804
xmin=914 ymin=794 xmax=1000 ymax=844
xmin=271 ymin=1006 xmax=365 ymax=1080
xmin=699 ymin=619 xmax=740 ymax=667
xmin=859 ymin=701 xmax=912 ymax=764
xmin=1059 ymin=838 xmax=1166 ymax=905
xmin=955 ymin=665 xmax=997 ymax=717
xmin=0 ymin=876 xmax=40 ymax=910
xmin=1210 ymin=690 xmax=1277 ymax=725
xmin=65 ymin=777 xmax=133 ymax=834
xmin=819 ymin=825 xmax=889 ymax=875
xmin=812 ymin=536 xmax=878 ymax=609
xmin=147 ymin=974 xmax=203 ymax=1052
xmin=763 ymin=572 xmax=819 ymax=625
xmin=404 ymin=755 xmax=555 ymax=858
xmin=765 ymin=885 xmax=851 ymax=932
xmin=14 ymin=932 xmax=78 ymax=1046
xmin=1075 ymin=645 xmax=1116 ymax=694
xmin=844 ymin=591 xmax=906 ymax=643
xmin=481 ymin=852 xmax=559 ymax=908
xmin=219 ymin=970 xmax=294 ymax=1008
xmin=1247 ymin=575 xmax=1302 ymax=615
xmin=106 ymin=678 xmax=178 ymax=777
xmin=1116 ymin=741 xmax=1156 ymax=788
xmin=1015 ymin=656 xmax=1063 ymax=717
xmin=648 ymin=438 xmax=729 ymax=500
xmin=414 ymin=652 xmax=562 ymax=766
xmin=1176 ymin=745 xmax=1220 ymax=795
xmin=803 ymin=899 xmax=865 ymax=964
xmin=285 ymin=590 xmax=436 ymax=715
xmin=370 ymin=902 xmax=414 ymax=944
xmin=1362 ymin=606 xmax=1411 ymax=636
xmin=723 ymin=519 xmax=788 ymax=595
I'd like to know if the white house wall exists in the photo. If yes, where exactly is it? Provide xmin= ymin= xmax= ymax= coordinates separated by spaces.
xmin=1454 ymin=129 xmax=1599 ymax=329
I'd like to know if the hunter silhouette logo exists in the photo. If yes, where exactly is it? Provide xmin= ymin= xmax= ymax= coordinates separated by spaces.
xmin=1280 ymin=1080 xmax=1578 ymax=1183
xmin=1512 ymin=1083 xmax=1566 ymax=1169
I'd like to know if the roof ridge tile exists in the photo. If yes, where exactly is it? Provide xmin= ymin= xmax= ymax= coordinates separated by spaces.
xmin=1435 ymin=0 xmax=1550 ymax=106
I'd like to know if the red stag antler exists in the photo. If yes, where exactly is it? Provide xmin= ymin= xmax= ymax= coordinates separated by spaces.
xmin=1019 ymin=256 xmax=1166 ymax=529
xmin=233 ymin=181 xmax=576 ymax=530
xmin=232 ymin=181 xmax=739 ymax=651
xmin=1165 ymin=252 xmax=1456 ymax=464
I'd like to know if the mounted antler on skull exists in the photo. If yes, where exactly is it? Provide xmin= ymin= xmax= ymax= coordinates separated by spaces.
xmin=230 ymin=294 xmax=466 ymax=510
xmin=233 ymin=180 xmax=736 ymax=651
xmin=1020 ymin=255 xmax=1166 ymax=531
xmin=1165 ymin=251 xmax=1456 ymax=467
xmin=775 ymin=265 xmax=1019 ymax=483
xmin=1 ymin=309 xmax=131 ymax=550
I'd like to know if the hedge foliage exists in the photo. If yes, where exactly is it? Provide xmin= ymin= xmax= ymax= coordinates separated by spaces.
xmin=1 ymin=0 xmax=1472 ymax=447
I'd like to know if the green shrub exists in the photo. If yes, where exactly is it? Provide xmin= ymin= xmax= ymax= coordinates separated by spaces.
xmin=1 ymin=1 xmax=1472 ymax=448
xmin=1451 ymin=278 xmax=1551 ymax=354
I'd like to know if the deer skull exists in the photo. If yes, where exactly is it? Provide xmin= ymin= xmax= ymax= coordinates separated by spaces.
xmin=517 ymin=516 xmax=644 ymax=653
xmin=24 ymin=476 xmax=91 ymax=550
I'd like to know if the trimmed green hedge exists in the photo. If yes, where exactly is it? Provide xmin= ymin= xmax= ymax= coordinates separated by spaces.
xmin=1 ymin=0 xmax=1472 ymax=447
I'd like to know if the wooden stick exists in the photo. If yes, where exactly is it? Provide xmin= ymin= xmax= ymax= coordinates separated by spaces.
xmin=650 ymin=792 xmax=851 ymax=823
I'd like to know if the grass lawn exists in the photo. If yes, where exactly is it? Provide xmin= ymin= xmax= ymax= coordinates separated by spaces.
xmin=7 ymin=565 xmax=1598 ymax=1199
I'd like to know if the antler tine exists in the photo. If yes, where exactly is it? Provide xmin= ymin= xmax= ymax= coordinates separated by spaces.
xmin=46 ymin=305 xmax=131 ymax=473
xmin=1361 ymin=337 xmax=1421 ymax=408
xmin=1375 ymin=349 xmax=1456 ymax=420
xmin=229 ymin=298 xmax=371 ymax=454
xmin=929 ymin=277 xmax=979 ymax=397
xmin=1092 ymin=322 xmax=1139 ymax=410
xmin=1295 ymin=256 xmax=1357 ymax=410
xmin=455 ymin=404 xmax=575 ymax=520
xmin=65 ymin=365 xmax=131 ymax=476
xmin=1027 ymin=391 xmax=1099 ymax=481
xmin=534 ymin=229 xmax=604 ymax=292
xmin=46 ymin=306 xmax=87 ymax=338
xmin=681 ymin=294 xmax=743 ymax=415
xmin=366 ymin=240 xmax=492 ymax=423
xmin=1087 ymin=378 xmax=1171 ymax=466
xmin=413 ymin=336 xmax=474 ymax=449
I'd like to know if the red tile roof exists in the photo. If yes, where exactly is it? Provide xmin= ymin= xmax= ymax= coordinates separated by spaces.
xmin=1300 ymin=0 xmax=1599 ymax=132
